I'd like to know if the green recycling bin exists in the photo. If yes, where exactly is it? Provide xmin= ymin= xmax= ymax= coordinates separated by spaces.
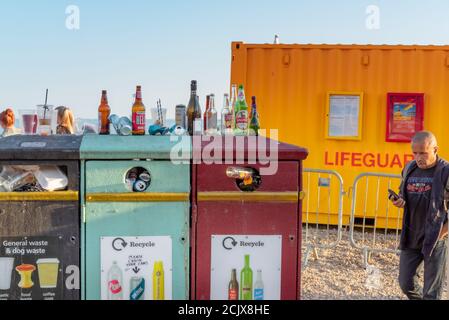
xmin=80 ymin=135 xmax=191 ymax=300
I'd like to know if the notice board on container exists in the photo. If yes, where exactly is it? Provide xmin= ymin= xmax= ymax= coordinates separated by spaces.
xmin=326 ymin=92 xmax=364 ymax=141
xmin=386 ymin=93 xmax=424 ymax=143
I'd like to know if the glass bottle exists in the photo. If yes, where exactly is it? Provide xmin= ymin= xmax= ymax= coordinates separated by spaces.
xmin=132 ymin=86 xmax=146 ymax=135
xmin=98 ymin=90 xmax=111 ymax=135
xmin=205 ymin=94 xmax=218 ymax=135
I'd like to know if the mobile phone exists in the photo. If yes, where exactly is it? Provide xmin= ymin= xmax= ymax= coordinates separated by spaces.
xmin=388 ymin=189 xmax=400 ymax=201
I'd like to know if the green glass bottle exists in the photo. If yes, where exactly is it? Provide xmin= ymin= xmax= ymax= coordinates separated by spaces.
xmin=234 ymin=85 xmax=249 ymax=136
xmin=249 ymin=96 xmax=260 ymax=136
xmin=240 ymin=255 xmax=253 ymax=300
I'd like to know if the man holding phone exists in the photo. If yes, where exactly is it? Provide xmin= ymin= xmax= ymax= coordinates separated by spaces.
xmin=391 ymin=131 xmax=449 ymax=300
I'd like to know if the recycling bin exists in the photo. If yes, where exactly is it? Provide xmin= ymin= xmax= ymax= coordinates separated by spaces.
xmin=0 ymin=135 xmax=82 ymax=300
xmin=81 ymin=135 xmax=191 ymax=300
xmin=191 ymin=136 xmax=308 ymax=300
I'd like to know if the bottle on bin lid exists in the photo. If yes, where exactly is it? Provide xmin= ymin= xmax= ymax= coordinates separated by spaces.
xmin=234 ymin=85 xmax=249 ymax=135
xmin=203 ymin=95 xmax=210 ymax=132
xmin=187 ymin=80 xmax=202 ymax=136
xmin=98 ymin=90 xmax=111 ymax=135
xmin=132 ymin=85 xmax=146 ymax=136
xmin=249 ymin=96 xmax=260 ymax=136
xmin=205 ymin=94 xmax=218 ymax=135
xmin=221 ymin=93 xmax=233 ymax=134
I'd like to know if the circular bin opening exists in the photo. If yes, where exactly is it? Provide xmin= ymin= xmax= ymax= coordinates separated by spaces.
xmin=232 ymin=167 xmax=262 ymax=192
xmin=125 ymin=167 xmax=152 ymax=192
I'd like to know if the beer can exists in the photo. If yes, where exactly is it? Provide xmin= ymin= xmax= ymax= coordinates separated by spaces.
xmin=109 ymin=114 xmax=120 ymax=134
xmin=119 ymin=117 xmax=132 ymax=136
xmin=139 ymin=173 xmax=151 ymax=183
xmin=133 ymin=180 xmax=148 ymax=192
xmin=175 ymin=105 xmax=187 ymax=129
xmin=129 ymin=277 xmax=145 ymax=301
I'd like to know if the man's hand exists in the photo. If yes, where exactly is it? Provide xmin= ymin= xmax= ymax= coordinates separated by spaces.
xmin=392 ymin=197 xmax=406 ymax=209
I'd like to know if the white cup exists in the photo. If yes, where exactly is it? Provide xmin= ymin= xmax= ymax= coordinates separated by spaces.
xmin=0 ymin=257 xmax=15 ymax=290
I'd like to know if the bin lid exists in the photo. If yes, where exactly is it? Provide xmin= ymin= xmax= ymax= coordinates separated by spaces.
xmin=193 ymin=136 xmax=309 ymax=162
xmin=0 ymin=135 xmax=82 ymax=160
xmin=80 ymin=135 xmax=192 ymax=160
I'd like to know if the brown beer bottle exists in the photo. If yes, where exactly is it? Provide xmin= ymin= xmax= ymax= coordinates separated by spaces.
xmin=98 ymin=90 xmax=111 ymax=135
xmin=228 ymin=269 xmax=239 ymax=300
xmin=203 ymin=95 xmax=210 ymax=131
xmin=132 ymin=85 xmax=146 ymax=135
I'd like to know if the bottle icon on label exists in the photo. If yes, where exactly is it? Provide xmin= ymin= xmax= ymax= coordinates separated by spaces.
xmin=240 ymin=255 xmax=253 ymax=300
xmin=153 ymin=261 xmax=165 ymax=300
xmin=107 ymin=261 xmax=123 ymax=300
xmin=254 ymin=270 xmax=264 ymax=300
xmin=228 ymin=269 xmax=239 ymax=300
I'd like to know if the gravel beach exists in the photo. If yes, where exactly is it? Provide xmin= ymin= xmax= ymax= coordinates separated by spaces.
xmin=301 ymin=227 xmax=448 ymax=300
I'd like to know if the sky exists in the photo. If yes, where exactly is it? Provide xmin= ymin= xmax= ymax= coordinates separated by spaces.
xmin=1 ymin=0 xmax=449 ymax=120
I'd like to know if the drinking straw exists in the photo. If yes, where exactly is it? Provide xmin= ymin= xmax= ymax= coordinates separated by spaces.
xmin=43 ymin=89 xmax=49 ymax=120
xmin=157 ymin=99 xmax=163 ymax=126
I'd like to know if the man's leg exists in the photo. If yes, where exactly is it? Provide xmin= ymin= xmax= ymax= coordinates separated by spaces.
xmin=399 ymin=248 xmax=424 ymax=300
xmin=423 ymin=240 xmax=448 ymax=300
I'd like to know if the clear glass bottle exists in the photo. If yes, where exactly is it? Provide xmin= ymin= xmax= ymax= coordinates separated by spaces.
xmin=221 ymin=93 xmax=232 ymax=135
xmin=205 ymin=94 xmax=218 ymax=135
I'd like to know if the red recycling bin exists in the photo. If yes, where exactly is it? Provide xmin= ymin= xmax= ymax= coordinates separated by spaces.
xmin=191 ymin=136 xmax=309 ymax=300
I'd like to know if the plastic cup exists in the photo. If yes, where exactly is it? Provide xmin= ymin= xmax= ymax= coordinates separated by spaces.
xmin=37 ymin=258 xmax=60 ymax=289
xmin=37 ymin=105 xmax=54 ymax=136
xmin=150 ymin=108 xmax=167 ymax=126
xmin=0 ymin=257 xmax=15 ymax=290
xmin=20 ymin=110 xmax=38 ymax=135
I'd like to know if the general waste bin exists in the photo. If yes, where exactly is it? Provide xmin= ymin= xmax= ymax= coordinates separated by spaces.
xmin=81 ymin=135 xmax=191 ymax=300
xmin=0 ymin=135 xmax=82 ymax=300
xmin=191 ymin=136 xmax=308 ymax=300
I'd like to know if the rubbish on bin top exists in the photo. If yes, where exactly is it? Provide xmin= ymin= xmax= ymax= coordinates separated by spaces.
xmin=34 ymin=166 xmax=68 ymax=191
xmin=82 ymin=123 xmax=97 ymax=134
xmin=10 ymin=165 xmax=40 ymax=172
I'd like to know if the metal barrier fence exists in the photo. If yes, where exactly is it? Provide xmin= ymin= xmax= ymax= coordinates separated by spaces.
xmin=302 ymin=169 xmax=344 ymax=268
xmin=349 ymin=172 xmax=403 ymax=269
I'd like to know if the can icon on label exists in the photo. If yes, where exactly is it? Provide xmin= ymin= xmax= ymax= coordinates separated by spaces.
xmin=130 ymin=277 xmax=145 ymax=301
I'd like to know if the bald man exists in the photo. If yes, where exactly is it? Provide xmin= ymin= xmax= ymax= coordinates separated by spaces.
xmin=391 ymin=131 xmax=449 ymax=300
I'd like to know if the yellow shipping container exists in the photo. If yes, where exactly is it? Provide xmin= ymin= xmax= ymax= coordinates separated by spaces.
xmin=230 ymin=42 xmax=449 ymax=229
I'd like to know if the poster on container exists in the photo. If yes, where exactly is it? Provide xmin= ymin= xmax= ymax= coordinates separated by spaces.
xmin=100 ymin=236 xmax=172 ymax=301
xmin=210 ymin=235 xmax=282 ymax=301
xmin=0 ymin=236 xmax=64 ymax=301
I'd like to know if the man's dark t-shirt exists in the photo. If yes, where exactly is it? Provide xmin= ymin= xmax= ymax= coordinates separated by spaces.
xmin=404 ymin=166 xmax=436 ymax=249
